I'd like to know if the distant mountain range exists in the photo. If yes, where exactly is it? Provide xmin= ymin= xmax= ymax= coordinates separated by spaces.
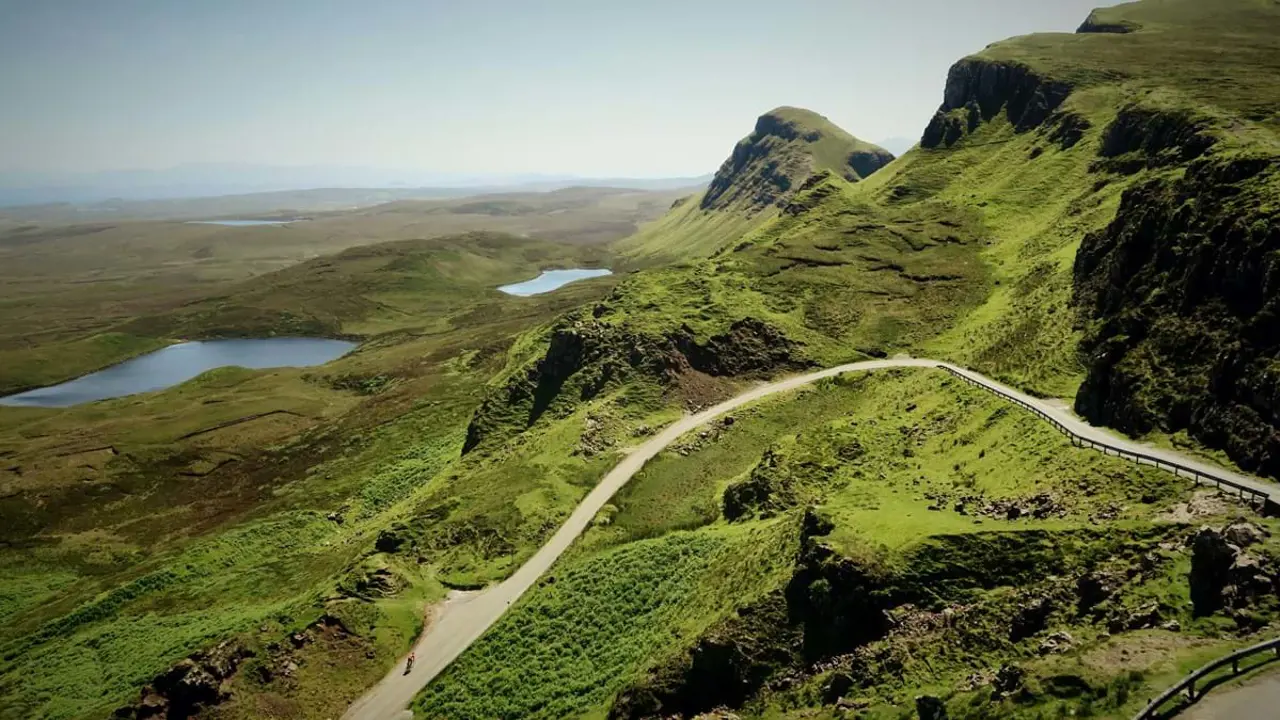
xmin=0 ymin=163 xmax=714 ymax=208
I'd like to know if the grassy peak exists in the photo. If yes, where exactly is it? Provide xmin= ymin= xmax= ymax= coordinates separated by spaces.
xmin=701 ymin=106 xmax=893 ymax=213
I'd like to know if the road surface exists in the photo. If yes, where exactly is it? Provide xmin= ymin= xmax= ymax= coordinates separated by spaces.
xmin=342 ymin=358 xmax=1278 ymax=720
xmin=1182 ymin=666 xmax=1280 ymax=719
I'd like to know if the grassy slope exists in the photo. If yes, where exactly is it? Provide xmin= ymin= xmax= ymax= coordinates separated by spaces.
xmin=613 ymin=192 xmax=766 ymax=267
xmin=417 ymin=368 xmax=1264 ymax=719
xmin=616 ymin=108 xmax=893 ymax=266
xmin=7 ymin=1 xmax=1280 ymax=718
xmin=414 ymin=2 xmax=1280 ymax=718
xmin=578 ymin=172 xmax=990 ymax=378
xmin=0 ymin=233 xmax=633 ymax=720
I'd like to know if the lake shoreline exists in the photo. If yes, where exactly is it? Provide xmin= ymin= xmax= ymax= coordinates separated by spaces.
xmin=498 ymin=268 xmax=613 ymax=296
xmin=0 ymin=337 xmax=357 ymax=408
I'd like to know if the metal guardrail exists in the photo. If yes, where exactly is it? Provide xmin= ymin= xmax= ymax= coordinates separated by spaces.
xmin=937 ymin=366 xmax=1272 ymax=511
xmin=1132 ymin=636 xmax=1280 ymax=719
xmin=938 ymin=365 xmax=1279 ymax=716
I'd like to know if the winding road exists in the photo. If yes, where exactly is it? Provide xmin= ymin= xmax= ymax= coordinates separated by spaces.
xmin=342 ymin=357 xmax=1279 ymax=720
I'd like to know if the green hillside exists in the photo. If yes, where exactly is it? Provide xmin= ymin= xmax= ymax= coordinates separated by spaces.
xmin=616 ymin=108 xmax=894 ymax=264
xmin=6 ymin=1 xmax=1280 ymax=719
xmin=419 ymin=1 xmax=1280 ymax=718
xmin=0 ymin=233 xmax=624 ymax=720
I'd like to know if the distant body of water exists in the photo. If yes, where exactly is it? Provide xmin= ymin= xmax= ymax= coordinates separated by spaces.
xmin=186 ymin=219 xmax=297 ymax=226
xmin=0 ymin=338 xmax=356 ymax=408
xmin=498 ymin=268 xmax=613 ymax=296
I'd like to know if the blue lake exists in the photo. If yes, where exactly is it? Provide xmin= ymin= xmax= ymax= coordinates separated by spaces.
xmin=187 ymin=219 xmax=296 ymax=226
xmin=498 ymin=268 xmax=613 ymax=296
xmin=0 ymin=338 xmax=356 ymax=408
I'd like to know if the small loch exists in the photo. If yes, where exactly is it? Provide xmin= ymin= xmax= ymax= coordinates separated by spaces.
xmin=186 ymin=219 xmax=297 ymax=226
xmin=498 ymin=268 xmax=613 ymax=296
xmin=0 ymin=338 xmax=356 ymax=408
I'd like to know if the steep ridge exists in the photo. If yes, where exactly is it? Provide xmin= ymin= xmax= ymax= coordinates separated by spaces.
xmin=616 ymin=107 xmax=894 ymax=263
xmin=702 ymin=107 xmax=894 ymax=212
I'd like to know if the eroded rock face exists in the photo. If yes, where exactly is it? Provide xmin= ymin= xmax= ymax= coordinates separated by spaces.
xmin=1093 ymin=107 xmax=1215 ymax=173
xmin=1190 ymin=526 xmax=1240 ymax=614
xmin=702 ymin=113 xmax=813 ymax=212
xmin=702 ymin=109 xmax=893 ymax=212
xmin=1073 ymin=154 xmax=1280 ymax=477
xmin=992 ymin=664 xmax=1026 ymax=696
xmin=115 ymin=641 xmax=253 ymax=719
xmin=608 ymin=517 xmax=888 ymax=720
xmin=1009 ymin=596 xmax=1053 ymax=641
xmin=607 ymin=595 xmax=800 ymax=720
xmin=921 ymin=58 xmax=1072 ymax=149
xmin=1076 ymin=569 xmax=1123 ymax=612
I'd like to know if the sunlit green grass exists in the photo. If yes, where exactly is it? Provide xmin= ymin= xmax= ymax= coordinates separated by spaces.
xmin=418 ymin=368 xmax=1198 ymax=719
xmin=416 ymin=520 xmax=798 ymax=720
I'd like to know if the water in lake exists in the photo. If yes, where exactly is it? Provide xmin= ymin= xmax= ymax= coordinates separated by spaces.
xmin=0 ymin=338 xmax=356 ymax=408
xmin=498 ymin=268 xmax=612 ymax=296
xmin=186 ymin=219 xmax=296 ymax=226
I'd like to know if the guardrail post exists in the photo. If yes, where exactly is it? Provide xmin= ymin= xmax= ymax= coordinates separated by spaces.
xmin=1187 ymin=679 xmax=1195 ymax=701
xmin=1233 ymin=658 xmax=1239 ymax=674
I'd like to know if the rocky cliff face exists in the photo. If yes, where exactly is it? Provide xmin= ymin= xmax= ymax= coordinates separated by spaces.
xmin=1093 ymin=106 xmax=1216 ymax=172
xmin=1074 ymin=150 xmax=1280 ymax=476
xmin=701 ymin=108 xmax=893 ymax=213
xmin=921 ymin=58 xmax=1072 ymax=148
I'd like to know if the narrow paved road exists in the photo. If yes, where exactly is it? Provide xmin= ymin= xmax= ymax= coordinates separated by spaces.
xmin=342 ymin=358 xmax=1278 ymax=720
xmin=1181 ymin=667 xmax=1280 ymax=719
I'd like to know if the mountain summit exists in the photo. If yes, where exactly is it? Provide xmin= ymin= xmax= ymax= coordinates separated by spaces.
xmin=701 ymin=107 xmax=893 ymax=212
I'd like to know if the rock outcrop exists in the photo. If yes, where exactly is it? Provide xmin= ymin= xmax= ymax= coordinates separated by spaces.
xmin=1189 ymin=523 xmax=1274 ymax=615
xmin=1093 ymin=106 xmax=1216 ymax=173
xmin=702 ymin=107 xmax=893 ymax=212
xmin=1073 ymin=153 xmax=1280 ymax=476
xmin=915 ymin=694 xmax=948 ymax=720
xmin=114 ymin=641 xmax=253 ymax=719
xmin=921 ymin=58 xmax=1072 ymax=148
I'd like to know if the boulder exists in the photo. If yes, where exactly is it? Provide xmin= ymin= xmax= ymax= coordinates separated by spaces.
xmin=1010 ymin=596 xmax=1053 ymax=641
xmin=915 ymin=694 xmax=948 ymax=720
xmin=992 ymin=664 xmax=1025 ymax=695
xmin=1037 ymin=630 xmax=1075 ymax=655
xmin=1190 ymin=526 xmax=1240 ymax=615
xmin=822 ymin=671 xmax=855 ymax=704
xmin=1224 ymin=522 xmax=1269 ymax=548
xmin=1076 ymin=570 xmax=1122 ymax=612
xmin=1127 ymin=602 xmax=1162 ymax=630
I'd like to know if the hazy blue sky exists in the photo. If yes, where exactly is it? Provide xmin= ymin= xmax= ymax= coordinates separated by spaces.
xmin=0 ymin=0 xmax=1118 ymax=178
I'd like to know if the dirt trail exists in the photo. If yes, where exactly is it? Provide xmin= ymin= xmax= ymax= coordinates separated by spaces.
xmin=342 ymin=358 xmax=1279 ymax=720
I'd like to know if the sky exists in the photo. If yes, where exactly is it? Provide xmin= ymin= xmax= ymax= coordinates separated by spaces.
xmin=0 ymin=0 xmax=1120 ymax=180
